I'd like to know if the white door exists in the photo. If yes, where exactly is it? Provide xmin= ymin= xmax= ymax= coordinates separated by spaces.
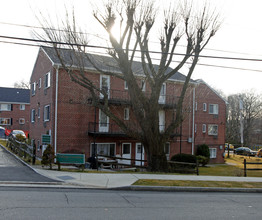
xmin=122 ymin=143 xmax=131 ymax=165
xmin=159 ymin=110 xmax=165 ymax=132
xmin=135 ymin=143 xmax=144 ymax=166
xmin=100 ymin=75 xmax=110 ymax=98
xmin=158 ymin=83 xmax=166 ymax=104
xmin=99 ymin=110 xmax=109 ymax=132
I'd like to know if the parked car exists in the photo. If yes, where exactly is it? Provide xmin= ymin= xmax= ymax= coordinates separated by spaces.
xmin=234 ymin=147 xmax=257 ymax=156
xmin=257 ymin=149 xmax=262 ymax=157
xmin=8 ymin=130 xmax=27 ymax=141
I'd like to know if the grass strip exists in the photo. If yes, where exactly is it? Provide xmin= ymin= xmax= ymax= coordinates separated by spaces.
xmin=133 ymin=179 xmax=262 ymax=188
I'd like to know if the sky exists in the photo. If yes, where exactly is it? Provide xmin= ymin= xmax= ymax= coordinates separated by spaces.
xmin=0 ymin=0 xmax=262 ymax=96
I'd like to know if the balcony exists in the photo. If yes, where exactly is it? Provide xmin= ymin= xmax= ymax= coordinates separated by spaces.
xmin=88 ymin=122 xmax=128 ymax=137
xmin=95 ymin=89 xmax=178 ymax=108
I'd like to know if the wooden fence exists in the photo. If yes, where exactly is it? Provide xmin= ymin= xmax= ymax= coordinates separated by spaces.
xmin=243 ymin=159 xmax=262 ymax=177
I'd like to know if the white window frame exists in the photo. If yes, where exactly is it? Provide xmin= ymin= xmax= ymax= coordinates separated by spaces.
xmin=208 ymin=124 xmax=218 ymax=136
xmin=0 ymin=118 xmax=11 ymax=125
xmin=164 ymin=142 xmax=170 ymax=160
xmin=124 ymin=108 xmax=129 ymax=120
xmin=159 ymin=83 xmax=166 ymax=104
xmin=209 ymin=148 xmax=217 ymax=159
xmin=195 ymin=102 xmax=198 ymax=111
xmin=45 ymin=72 xmax=51 ymax=89
xmin=100 ymin=75 xmax=110 ymax=98
xmin=31 ymin=82 xmax=36 ymax=96
xmin=20 ymin=104 xmax=25 ymax=111
xmin=0 ymin=104 xmax=11 ymax=111
xmin=39 ymin=78 xmax=42 ymax=89
xmin=159 ymin=110 xmax=165 ymax=132
xmin=202 ymin=124 xmax=206 ymax=133
xmin=19 ymin=118 xmax=25 ymax=125
xmin=141 ymin=80 xmax=146 ymax=92
xmin=44 ymin=105 xmax=50 ymax=122
xmin=91 ymin=143 xmax=116 ymax=157
xmin=99 ymin=109 xmax=109 ymax=132
xmin=203 ymin=103 xmax=207 ymax=112
xmin=38 ymin=107 xmax=41 ymax=119
xmin=124 ymin=81 xmax=128 ymax=90
xmin=209 ymin=104 xmax=219 ymax=115
xmin=31 ymin=109 xmax=35 ymax=123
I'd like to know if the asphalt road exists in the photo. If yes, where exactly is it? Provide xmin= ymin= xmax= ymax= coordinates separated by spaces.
xmin=0 ymin=188 xmax=262 ymax=220
xmin=0 ymin=146 xmax=57 ymax=182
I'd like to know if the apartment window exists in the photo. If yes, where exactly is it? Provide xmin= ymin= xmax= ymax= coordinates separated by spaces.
xmin=91 ymin=143 xmax=115 ymax=157
xmin=19 ymin=118 xmax=25 ymax=125
xmin=44 ymin=105 xmax=50 ymax=122
xmin=31 ymin=109 xmax=35 ymax=123
xmin=37 ymin=140 xmax=40 ymax=151
xmin=202 ymin=124 xmax=206 ymax=133
xmin=159 ymin=83 xmax=166 ymax=104
xmin=45 ymin=72 xmax=51 ymax=88
xmin=141 ymin=80 xmax=146 ymax=92
xmin=20 ymin=104 xmax=25 ymax=110
xmin=39 ymin=78 xmax=42 ymax=89
xmin=203 ymin=103 xmax=207 ymax=111
xmin=0 ymin=104 xmax=11 ymax=111
xmin=195 ymin=124 xmax=197 ymax=133
xmin=209 ymin=148 xmax=217 ymax=159
xmin=195 ymin=102 xmax=198 ymax=111
xmin=208 ymin=124 xmax=218 ymax=136
xmin=38 ymin=107 xmax=41 ymax=118
xmin=0 ymin=118 xmax=11 ymax=125
xmin=124 ymin=108 xmax=129 ymax=120
xmin=124 ymin=81 xmax=128 ymax=90
xmin=164 ymin=142 xmax=170 ymax=160
xmin=100 ymin=75 xmax=110 ymax=98
xmin=209 ymin=104 xmax=219 ymax=114
xmin=31 ymin=82 xmax=36 ymax=96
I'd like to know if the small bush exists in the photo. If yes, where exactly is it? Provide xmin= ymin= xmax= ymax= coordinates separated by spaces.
xmin=196 ymin=144 xmax=210 ymax=158
xmin=196 ymin=155 xmax=209 ymax=167
xmin=171 ymin=153 xmax=197 ymax=163
xmin=169 ymin=154 xmax=197 ymax=173
xmin=16 ymin=134 xmax=26 ymax=142
xmin=41 ymin=144 xmax=55 ymax=169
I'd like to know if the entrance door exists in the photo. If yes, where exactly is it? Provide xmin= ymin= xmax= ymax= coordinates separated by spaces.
xmin=135 ymin=143 xmax=144 ymax=166
xmin=122 ymin=143 xmax=131 ymax=165
xmin=99 ymin=110 xmax=109 ymax=132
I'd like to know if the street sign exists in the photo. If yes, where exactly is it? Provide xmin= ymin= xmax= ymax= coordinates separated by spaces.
xmin=42 ymin=134 xmax=51 ymax=144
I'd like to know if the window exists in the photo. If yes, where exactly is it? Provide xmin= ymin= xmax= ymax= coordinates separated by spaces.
xmin=124 ymin=108 xmax=129 ymax=120
xmin=195 ymin=124 xmax=197 ymax=133
xmin=159 ymin=83 xmax=166 ymax=104
xmin=45 ymin=72 xmax=51 ymax=88
xmin=208 ymin=124 xmax=218 ymax=136
xmin=100 ymin=75 xmax=110 ymax=98
xmin=202 ymin=124 xmax=206 ymax=133
xmin=91 ymin=143 xmax=115 ymax=157
xmin=39 ymin=78 xmax=42 ymax=89
xmin=209 ymin=148 xmax=217 ymax=159
xmin=31 ymin=82 xmax=36 ymax=95
xmin=0 ymin=118 xmax=11 ymax=125
xmin=159 ymin=110 xmax=165 ymax=132
xmin=20 ymin=104 xmax=25 ymax=110
xmin=0 ymin=104 xmax=11 ymax=111
xmin=31 ymin=109 xmax=35 ymax=123
xmin=209 ymin=104 xmax=219 ymax=114
xmin=99 ymin=109 xmax=109 ymax=132
xmin=19 ymin=118 xmax=25 ymax=125
xmin=123 ymin=143 xmax=131 ymax=154
xmin=195 ymin=102 xmax=197 ymax=111
xmin=38 ymin=107 xmax=41 ymax=118
xmin=44 ymin=105 xmax=50 ymax=122
xmin=141 ymin=80 xmax=146 ymax=92
xmin=124 ymin=81 xmax=128 ymax=90
xmin=164 ymin=142 xmax=170 ymax=159
xmin=203 ymin=103 xmax=207 ymax=111
xmin=37 ymin=140 xmax=40 ymax=151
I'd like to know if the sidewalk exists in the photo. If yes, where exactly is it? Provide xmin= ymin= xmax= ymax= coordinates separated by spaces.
xmin=31 ymin=165 xmax=262 ymax=189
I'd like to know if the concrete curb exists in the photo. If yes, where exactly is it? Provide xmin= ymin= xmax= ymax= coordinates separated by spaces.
xmin=113 ymin=185 xmax=262 ymax=193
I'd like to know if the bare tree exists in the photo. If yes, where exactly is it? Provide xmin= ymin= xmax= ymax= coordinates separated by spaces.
xmin=226 ymin=91 xmax=262 ymax=147
xmin=37 ymin=0 xmax=220 ymax=171
xmin=14 ymin=79 xmax=30 ymax=90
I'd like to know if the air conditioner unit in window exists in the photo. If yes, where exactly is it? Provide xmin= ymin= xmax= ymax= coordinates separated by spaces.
xmin=188 ymin=137 xmax=192 ymax=143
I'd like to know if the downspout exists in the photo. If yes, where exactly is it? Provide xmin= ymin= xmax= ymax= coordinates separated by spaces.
xmin=54 ymin=67 xmax=59 ymax=155
xmin=192 ymin=87 xmax=195 ymax=155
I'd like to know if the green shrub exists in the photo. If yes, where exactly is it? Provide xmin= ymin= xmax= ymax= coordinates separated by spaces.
xmin=196 ymin=155 xmax=209 ymax=167
xmin=16 ymin=134 xmax=26 ymax=142
xmin=196 ymin=144 xmax=210 ymax=158
xmin=41 ymin=145 xmax=55 ymax=169
xmin=171 ymin=153 xmax=197 ymax=163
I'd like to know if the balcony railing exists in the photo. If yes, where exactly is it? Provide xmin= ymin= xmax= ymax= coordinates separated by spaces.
xmin=98 ymin=89 xmax=178 ymax=106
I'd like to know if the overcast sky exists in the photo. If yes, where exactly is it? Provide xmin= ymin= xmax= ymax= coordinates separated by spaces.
xmin=0 ymin=0 xmax=262 ymax=96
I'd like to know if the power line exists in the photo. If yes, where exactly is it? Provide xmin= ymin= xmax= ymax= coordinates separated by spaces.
xmin=1 ymin=21 xmax=262 ymax=57
xmin=0 ymin=36 xmax=262 ymax=73
xmin=1 ymin=34 xmax=262 ymax=62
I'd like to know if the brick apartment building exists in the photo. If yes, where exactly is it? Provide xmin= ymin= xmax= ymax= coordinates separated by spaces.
xmin=30 ymin=46 xmax=226 ymax=163
xmin=0 ymin=87 xmax=30 ymax=135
